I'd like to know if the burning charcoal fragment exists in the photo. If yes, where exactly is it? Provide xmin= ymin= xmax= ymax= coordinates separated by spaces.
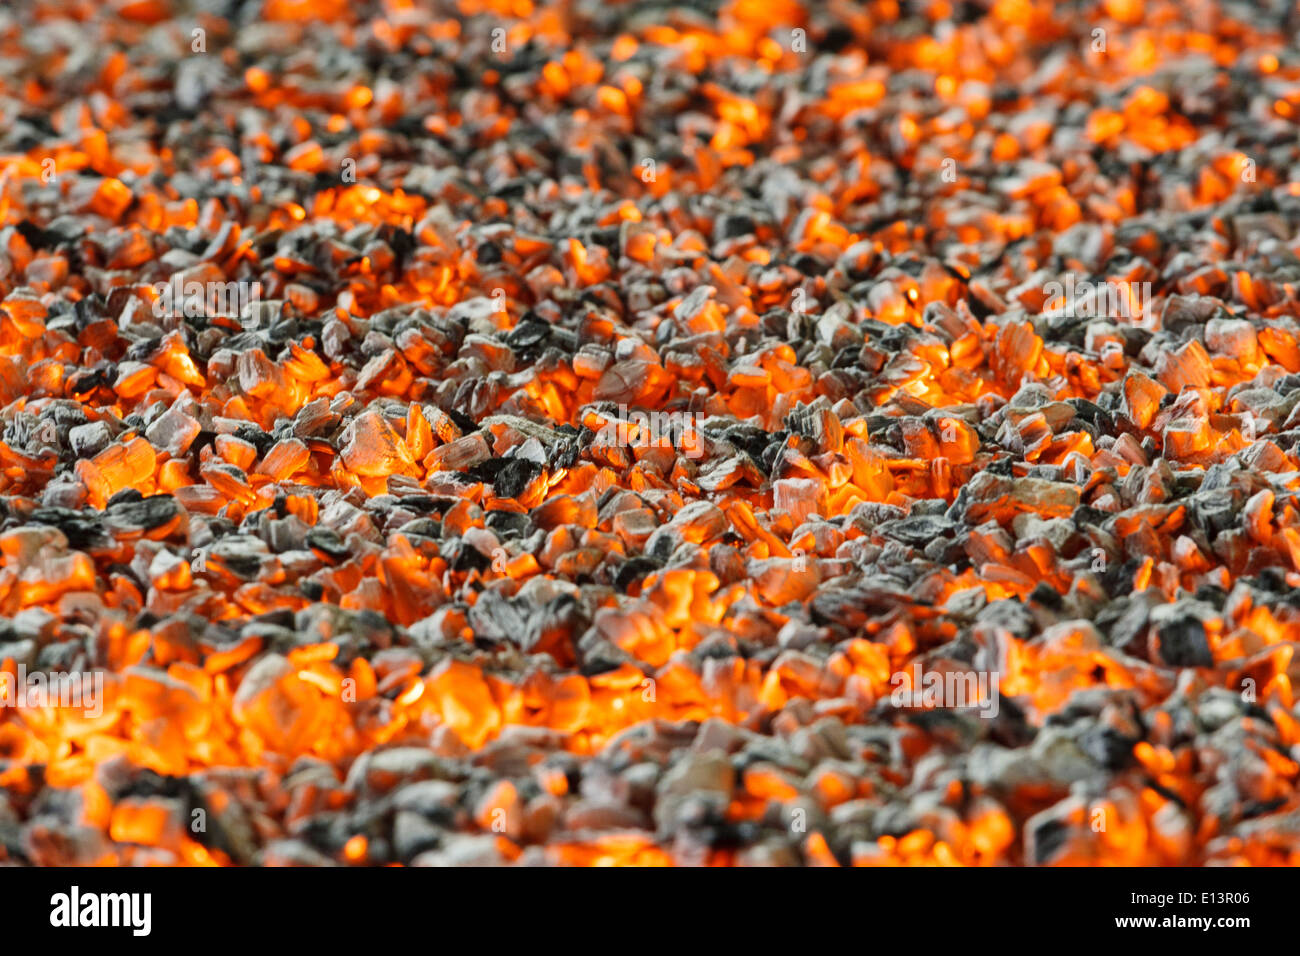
xmin=445 ymin=538 xmax=493 ymax=574
xmin=466 ymin=457 xmax=542 ymax=499
xmin=1150 ymin=606 xmax=1215 ymax=668
xmin=505 ymin=318 xmax=551 ymax=353
xmin=105 ymin=495 xmax=182 ymax=535
xmin=68 ymin=421 xmax=112 ymax=459
xmin=1029 ymin=581 xmax=1063 ymax=609
xmin=467 ymin=590 xmax=529 ymax=644
xmin=306 ymin=527 xmax=350 ymax=563
xmin=1066 ymin=398 xmax=1114 ymax=433
xmin=522 ymin=595 xmax=587 ymax=660
xmin=485 ymin=511 xmax=532 ymax=539
xmin=1027 ymin=816 xmax=1072 ymax=866
xmin=205 ymin=540 xmax=267 ymax=581
xmin=106 ymin=488 xmax=143 ymax=507
xmin=392 ymin=812 xmax=445 ymax=862
xmin=28 ymin=508 xmax=111 ymax=550
xmin=1079 ymin=726 xmax=1138 ymax=771
xmin=397 ymin=518 xmax=441 ymax=542
xmin=615 ymin=556 xmax=663 ymax=593
xmin=877 ymin=514 xmax=955 ymax=547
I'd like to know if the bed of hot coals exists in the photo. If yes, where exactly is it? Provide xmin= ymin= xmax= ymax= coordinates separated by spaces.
xmin=1 ymin=0 xmax=1299 ymax=866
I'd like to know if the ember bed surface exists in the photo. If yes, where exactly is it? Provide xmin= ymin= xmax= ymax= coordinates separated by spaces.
xmin=0 ymin=0 xmax=1298 ymax=869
